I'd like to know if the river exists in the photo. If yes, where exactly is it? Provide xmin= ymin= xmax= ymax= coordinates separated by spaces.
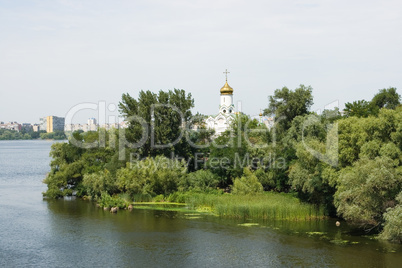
xmin=0 ymin=140 xmax=401 ymax=267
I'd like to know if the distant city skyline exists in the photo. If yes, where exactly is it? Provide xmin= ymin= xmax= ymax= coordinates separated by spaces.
xmin=1 ymin=0 xmax=401 ymax=123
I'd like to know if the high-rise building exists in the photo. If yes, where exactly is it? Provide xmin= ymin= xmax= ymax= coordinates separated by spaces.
xmin=40 ymin=116 xmax=65 ymax=132
xmin=87 ymin=118 xmax=98 ymax=131
xmin=88 ymin=118 xmax=97 ymax=125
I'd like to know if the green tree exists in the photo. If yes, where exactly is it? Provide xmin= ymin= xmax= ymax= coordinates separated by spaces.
xmin=263 ymin=85 xmax=313 ymax=131
xmin=285 ymin=113 xmax=338 ymax=214
xmin=118 ymin=89 xmax=194 ymax=159
xmin=116 ymin=156 xmax=187 ymax=197
xmin=343 ymin=100 xmax=374 ymax=118
xmin=334 ymin=156 xmax=402 ymax=228
xmin=371 ymin=87 xmax=401 ymax=110
xmin=43 ymin=130 xmax=118 ymax=198
xmin=207 ymin=114 xmax=255 ymax=187
xmin=380 ymin=191 xmax=402 ymax=243
xmin=337 ymin=108 xmax=401 ymax=167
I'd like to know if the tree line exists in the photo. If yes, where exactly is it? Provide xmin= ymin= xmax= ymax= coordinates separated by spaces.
xmin=0 ymin=129 xmax=66 ymax=140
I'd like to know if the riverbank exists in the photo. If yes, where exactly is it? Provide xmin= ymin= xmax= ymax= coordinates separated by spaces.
xmin=95 ymin=191 xmax=326 ymax=221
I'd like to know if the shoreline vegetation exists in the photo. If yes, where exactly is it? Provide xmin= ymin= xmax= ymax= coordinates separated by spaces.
xmin=43 ymin=87 xmax=402 ymax=243
xmin=88 ymin=191 xmax=326 ymax=221
xmin=0 ymin=129 xmax=66 ymax=140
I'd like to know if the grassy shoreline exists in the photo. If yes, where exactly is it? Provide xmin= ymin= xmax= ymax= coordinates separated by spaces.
xmin=98 ymin=191 xmax=326 ymax=221
xmin=185 ymin=192 xmax=325 ymax=221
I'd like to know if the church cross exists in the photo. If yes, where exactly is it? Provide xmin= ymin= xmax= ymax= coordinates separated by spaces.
xmin=223 ymin=69 xmax=230 ymax=81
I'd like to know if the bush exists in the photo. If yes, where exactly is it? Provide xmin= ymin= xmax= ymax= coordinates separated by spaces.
xmin=232 ymin=168 xmax=263 ymax=195
xmin=181 ymin=169 xmax=219 ymax=192
xmin=116 ymin=156 xmax=187 ymax=197
xmin=98 ymin=192 xmax=126 ymax=209
xmin=167 ymin=192 xmax=188 ymax=203
xmin=254 ymin=168 xmax=275 ymax=190
xmin=82 ymin=169 xmax=117 ymax=198
xmin=153 ymin=194 xmax=165 ymax=202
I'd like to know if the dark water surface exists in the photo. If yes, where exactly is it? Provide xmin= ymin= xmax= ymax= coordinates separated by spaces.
xmin=1 ymin=140 xmax=401 ymax=267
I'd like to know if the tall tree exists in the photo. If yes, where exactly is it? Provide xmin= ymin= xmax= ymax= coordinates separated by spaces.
xmin=343 ymin=100 xmax=374 ymax=118
xmin=264 ymin=85 xmax=313 ymax=130
xmin=343 ymin=87 xmax=400 ymax=118
xmin=118 ymin=89 xmax=194 ymax=159
xmin=371 ymin=87 xmax=401 ymax=110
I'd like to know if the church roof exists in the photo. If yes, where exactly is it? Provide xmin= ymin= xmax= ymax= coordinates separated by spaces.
xmin=220 ymin=81 xmax=233 ymax=95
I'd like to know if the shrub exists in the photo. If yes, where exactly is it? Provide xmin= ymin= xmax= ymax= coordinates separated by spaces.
xmin=153 ymin=194 xmax=165 ymax=202
xmin=181 ymin=169 xmax=219 ymax=192
xmin=116 ymin=156 xmax=187 ymax=197
xmin=82 ymin=169 xmax=117 ymax=198
xmin=167 ymin=192 xmax=188 ymax=203
xmin=232 ymin=168 xmax=263 ymax=195
xmin=254 ymin=168 xmax=275 ymax=190
xmin=98 ymin=192 xmax=126 ymax=209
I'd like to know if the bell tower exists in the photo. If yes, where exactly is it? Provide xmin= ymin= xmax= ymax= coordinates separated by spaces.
xmin=219 ymin=69 xmax=234 ymax=114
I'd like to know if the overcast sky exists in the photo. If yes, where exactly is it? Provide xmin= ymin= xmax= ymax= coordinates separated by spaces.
xmin=1 ymin=0 xmax=401 ymax=124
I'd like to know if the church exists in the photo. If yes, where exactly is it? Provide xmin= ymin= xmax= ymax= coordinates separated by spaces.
xmin=205 ymin=70 xmax=236 ymax=136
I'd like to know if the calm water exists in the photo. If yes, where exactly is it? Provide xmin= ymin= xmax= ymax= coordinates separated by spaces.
xmin=1 ymin=140 xmax=402 ymax=267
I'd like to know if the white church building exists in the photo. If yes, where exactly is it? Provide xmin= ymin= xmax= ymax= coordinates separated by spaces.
xmin=205 ymin=73 xmax=236 ymax=136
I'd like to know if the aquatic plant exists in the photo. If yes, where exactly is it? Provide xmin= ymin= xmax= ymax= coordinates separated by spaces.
xmin=185 ymin=192 xmax=325 ymax=221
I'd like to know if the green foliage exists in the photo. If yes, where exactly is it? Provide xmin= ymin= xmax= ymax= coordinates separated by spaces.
xmin=343 ymin=87 xmax=400 ymax=118
xmin=82 ymin=169 xmax=117 ymax=198
xmin=43 ymin=143 xmax=85 ymax=198
xmin=180 ymin=169 xmax=219 ymax=192
xmin=284 ymin=113 xmax=338 ymax=214
xmin=264 ymin=84 xmax=313 ymax=130
xmin=0 ymin=129 xmax=46 ymax=140
xmin=167 ymin=192 xmax=189 ymax=203
xmin=379 ymin=191 xmax=402 ymax=243
xmin=334 ymin=156 xmax=402 ymax=227
xmin=254 ymin=168 xmax=275 ymax=190
xmin=343 ymin=100 xmax=375 ymax=118
xmin=153 ymin=194 xmax=165 ymax=202
xmin=118 ymin=89 xmax=194 ymax=159
xmin=40 ymin=131 xmax=66 ymax=140
xmin=371 ymin=87 xmax=401 ymax=110
xmin=98 ymin=192 xmax=127 ymax=209
xmin=116 ymin=155 xmax=187 ymax=197
xmin=207 ymin=114 xmax=257 ymax=186
xmin=337 ymin=108 xmax=402 ymax=167
xmin=43 ymin=131 xmax=120 ymax=198
xmin=232 ymin=168 xmax=263 ymax=195
xmin=42 ymin=86 xmax=402 ymax=242
xmin=288 ymin=141 xmax=337 ymax=211
xmin=186 ymin=192 xmax=324 ymax=220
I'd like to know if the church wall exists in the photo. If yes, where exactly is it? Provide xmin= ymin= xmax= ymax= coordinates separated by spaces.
xmin=220 ymin=94 xmax=233 ymax=108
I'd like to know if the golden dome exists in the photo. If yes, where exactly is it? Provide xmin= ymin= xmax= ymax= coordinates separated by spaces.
xmin=220 ymin=81 xmax=233 ymax=95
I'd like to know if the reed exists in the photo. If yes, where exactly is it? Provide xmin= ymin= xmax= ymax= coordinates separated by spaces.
xmin=185 ymin=192 xmax=325 ymax=221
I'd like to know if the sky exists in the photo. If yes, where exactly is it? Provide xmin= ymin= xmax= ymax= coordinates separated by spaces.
xmin=0 ymin=0 xmax=401 ymax=124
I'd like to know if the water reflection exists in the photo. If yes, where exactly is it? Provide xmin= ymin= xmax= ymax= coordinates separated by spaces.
xmin=44 ymin=198 xmax=402 ymax=267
